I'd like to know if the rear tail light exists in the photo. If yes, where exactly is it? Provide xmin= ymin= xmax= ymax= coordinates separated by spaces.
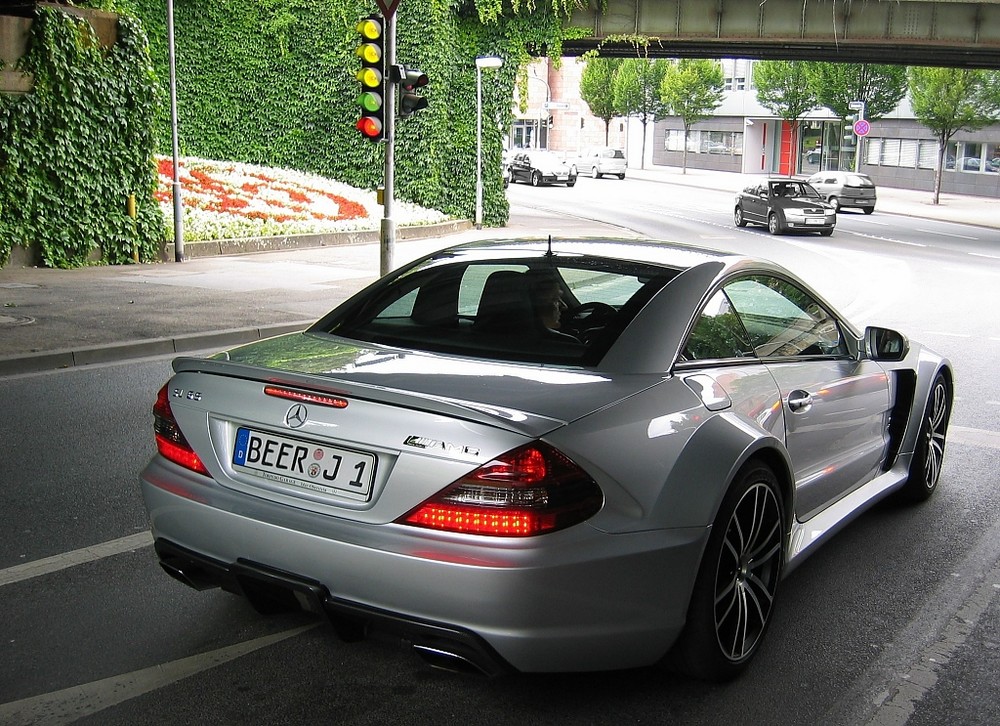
xmin=399 ymin=442 xmax=602 ymax=537
xmin=153 ymin=384 xmax=210 ymax=476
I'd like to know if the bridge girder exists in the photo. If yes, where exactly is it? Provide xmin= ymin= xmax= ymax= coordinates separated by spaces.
xmin=564 ymin=0 xmax=1000 ymax=68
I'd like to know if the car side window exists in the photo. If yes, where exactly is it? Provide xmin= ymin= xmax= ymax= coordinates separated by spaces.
xmin=681 ymin=290 xmax=756 ymax=361
xmin=722 ymin=276 xmax=848 ymax=358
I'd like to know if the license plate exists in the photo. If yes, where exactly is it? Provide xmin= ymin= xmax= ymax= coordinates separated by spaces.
xmin=233 ymin=427 xmax=375 ymax=500
xmin=556 ymin=175 xmax=568 ymax=181
xmin=806 ymin=218 xmax=824 ymax=225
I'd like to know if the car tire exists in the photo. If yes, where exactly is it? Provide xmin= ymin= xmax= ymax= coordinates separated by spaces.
xmin=820 ymin=228 xmax=834 ymax=236
xmin=767 ymin=212 xmax=784 ymax=235
xmin=618 ymin=174 xmax=626 ymax=180
xmin=591 ymin=167 xmax=600 ymax=179
xmin=567 ymin=178 xmax=576 ymax=187
xmin=668 ymin=460 xmax=784 ymax=682
xmin=734 ymin=206 xmax=747 ymax=227
xmin=531 ymin=172 xmax=542 ymax=187
xmin=863 ymin=207 xmax=875 ymax=215
xmin=900 ymin=373 xmax=951 ymax=502
xmin=828 ymin=196 xmax=841 ymax=212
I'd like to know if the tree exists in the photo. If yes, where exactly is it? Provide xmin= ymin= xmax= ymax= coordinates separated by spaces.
xmin=752 ymin=61 xmax=818 ymax=175
xmin=579 ymin=57 xmax=622 ymax=146
xmin=908 ymin=67 xmax=1000 ymax=204
xmin=613 ymin=58 xmax=669 ymax=169
xmin=660 ymin=59 xmax=725 ymax=174
xmin=804 ymin=62 xmax=907 ymax=121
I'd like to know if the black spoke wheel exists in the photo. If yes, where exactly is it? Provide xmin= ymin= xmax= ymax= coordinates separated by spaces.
xmin=901 ymin=373 xmax=950 ymax=501
xmin=669 ymin=461 xmax=784 ymax=681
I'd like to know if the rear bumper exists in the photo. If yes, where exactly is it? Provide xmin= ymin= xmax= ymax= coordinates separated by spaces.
xmin=153 ymin=538 xmax=512 ymax=676
xmin=141 ymin=457 xmax=707 ymax=673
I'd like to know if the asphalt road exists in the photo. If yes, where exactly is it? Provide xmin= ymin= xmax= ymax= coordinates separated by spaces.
xmin=2 ymin=182 xmax=999 ymax=725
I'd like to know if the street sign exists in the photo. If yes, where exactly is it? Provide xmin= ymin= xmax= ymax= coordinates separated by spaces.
xmin=853 ymin=119 xmax=871 ymax=137
xmin=374 ymin=0 xmax=400 ymax=17
xmin=543 ymin=101 xmax=569 ymax=110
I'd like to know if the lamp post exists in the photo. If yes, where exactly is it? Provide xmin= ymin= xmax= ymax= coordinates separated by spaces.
xmin=475 ymin=55 xmax=503 ymax=230
xmin=166 ymin=0 xmax=184 ymax=261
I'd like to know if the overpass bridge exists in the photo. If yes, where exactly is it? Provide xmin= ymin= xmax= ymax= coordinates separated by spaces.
xmin=566 ymin=0 xmax=1000 ymax=68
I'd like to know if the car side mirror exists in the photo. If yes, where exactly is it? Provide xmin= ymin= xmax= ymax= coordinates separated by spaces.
xmin=865 ymin=326 xmax=909 ymax=361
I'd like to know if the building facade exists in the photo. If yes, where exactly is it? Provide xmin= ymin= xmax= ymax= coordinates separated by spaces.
xmin=515 ymin=58 xmax=1000 ymax=198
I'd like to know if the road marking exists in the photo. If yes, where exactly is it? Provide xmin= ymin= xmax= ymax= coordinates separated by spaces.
xmin=915 ymin=228 xmax=979 ymax=240
xmin=923 ymin=331 xmax=972 ymax=338
xmin=950 ymin=425 xmax=1000 ymax=449
xmin=0 ymin=624 xmax=319 ymax=725
xmin=970 ymin=252 xmax=1000 ymax=261
xmin=0 ymin=531 xmax=153 ymax=588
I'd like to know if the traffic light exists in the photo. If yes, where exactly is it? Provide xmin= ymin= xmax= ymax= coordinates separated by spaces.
xmin=843 ymin=114 xmax=856 ymax=142
xmin=395 ymin=65 xmax=429 ymax=116
xmin=355 ymin=15 xmax=384 ymax=141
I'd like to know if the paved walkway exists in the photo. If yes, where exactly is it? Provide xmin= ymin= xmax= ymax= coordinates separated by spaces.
xmin=1 ymin=167 xmax=996 ymax=376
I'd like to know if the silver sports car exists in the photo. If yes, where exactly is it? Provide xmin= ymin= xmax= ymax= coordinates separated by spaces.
xmin=141 ymin=238 xmax=952 ymax=681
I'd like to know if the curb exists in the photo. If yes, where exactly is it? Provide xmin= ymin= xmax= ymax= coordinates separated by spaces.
xmin=163 ymin=219 xmax=474 ymax=260
xmin=0 ymin=320 xmax=313 ymax=376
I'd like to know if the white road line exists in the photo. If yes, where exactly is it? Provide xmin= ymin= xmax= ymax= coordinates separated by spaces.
xmin=0 ymin=624 xmax=319 ymax=726
xmin=915 ymin=228 xmax=979 ymax=240
xmin=923 ymin=331 xmax=972 ymax=338
xmin=0 ymin=531 xmax=153 ymax=587
xmin=950 ymin=425 xmax=1000 ymax=449
xmin=970 ymin=252 xmax=1000 ymax=261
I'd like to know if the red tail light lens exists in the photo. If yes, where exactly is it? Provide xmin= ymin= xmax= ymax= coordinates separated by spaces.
xmin=399 ymin=442 xmax=602 ymax=537
xmin=153 ymin=384 xmax=210 ymax=476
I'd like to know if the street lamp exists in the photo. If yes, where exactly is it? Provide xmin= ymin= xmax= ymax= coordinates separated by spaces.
xmin=475 ymin=55 xmax=503 ymax=230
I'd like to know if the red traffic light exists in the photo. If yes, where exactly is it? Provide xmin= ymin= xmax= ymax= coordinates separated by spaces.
xmin=356 ymin=116 xmax=383 ymax=140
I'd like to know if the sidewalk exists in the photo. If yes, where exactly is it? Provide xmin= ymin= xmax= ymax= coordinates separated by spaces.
xmin=1 ymin=167 xmax=995 ymax=376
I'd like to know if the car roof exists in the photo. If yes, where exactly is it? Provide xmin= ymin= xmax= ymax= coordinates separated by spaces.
xmin=429 ymin=237 xmax=733 ymax=271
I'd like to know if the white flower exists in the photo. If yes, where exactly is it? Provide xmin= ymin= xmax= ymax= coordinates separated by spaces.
xmin=156 ymin=156 xmax=449 ymax=241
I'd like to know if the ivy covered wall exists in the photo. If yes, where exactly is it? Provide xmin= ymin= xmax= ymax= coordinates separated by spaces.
xmin=124 ymin=0 xmax=577 ymax=228
xmin=0 ymin=7 xmax=163 ymax=268
xmin=0 ymin=0 xmax=582 ymax=268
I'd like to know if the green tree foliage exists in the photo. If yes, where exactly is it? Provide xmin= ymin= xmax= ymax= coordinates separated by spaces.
xmin=752 ymin=60 xmax=816 ymax=174
xmin=908 ymin=67 xmax=1000 ymax=204
xmin=0 ymin=8 xmax=163 ymax=268
xmin=613 ymin=58 xmax=669 ymax=169
xmin=579 ymin=56 xmax=622 ymax=146
xmin=660 ymin=59 xmax=724 ymax=174
xmin=804 ymin=62 xmax=907 ymax=121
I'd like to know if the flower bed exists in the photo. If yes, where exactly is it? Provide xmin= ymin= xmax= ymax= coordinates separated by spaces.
xmin=155 ymin=157 xmax=449 ymax=242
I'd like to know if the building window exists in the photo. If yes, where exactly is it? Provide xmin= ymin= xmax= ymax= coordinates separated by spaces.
xmin=918 ymin=141 xmax=938 ymax=169
xmin=666 ymin=129 xmax=743 ymax=155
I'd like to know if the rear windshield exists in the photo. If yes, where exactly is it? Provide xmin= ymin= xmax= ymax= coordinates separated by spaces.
xmin=316 ymin=256 xmax=675 ymax=365
xmin=845 ymin=174 xmax=875 ymax=187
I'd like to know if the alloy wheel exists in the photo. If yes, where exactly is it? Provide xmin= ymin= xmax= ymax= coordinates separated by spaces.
xmin=713 ymin=481 xmax=782 ymax=663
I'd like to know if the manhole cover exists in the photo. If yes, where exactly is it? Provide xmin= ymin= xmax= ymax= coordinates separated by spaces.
xmin=0 ymin=314 xmax=34 ymax=327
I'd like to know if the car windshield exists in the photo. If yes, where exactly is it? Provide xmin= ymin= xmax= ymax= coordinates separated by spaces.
xmin=315 ymin=252 xmax=677 ymax=366
xmin=532 ymin=151 xmax=562 ymax=166
xmin=844 ymin=174 xmax=875 ymax=187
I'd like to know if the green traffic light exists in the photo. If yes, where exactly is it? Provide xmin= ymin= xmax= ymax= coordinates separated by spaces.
xmin=357 ymin=91 xmax=382 ymax=113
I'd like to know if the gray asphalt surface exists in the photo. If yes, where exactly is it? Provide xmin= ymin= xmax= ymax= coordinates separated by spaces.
xmin=1 ymin=167 xmax=996 ymax=376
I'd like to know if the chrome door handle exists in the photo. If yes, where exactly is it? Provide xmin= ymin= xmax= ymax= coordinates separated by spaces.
xmin=787 ymin=390 xmax=813 ymax=412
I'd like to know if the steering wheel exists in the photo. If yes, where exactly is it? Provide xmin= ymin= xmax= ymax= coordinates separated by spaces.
xmin=562 ymin=302 xmax=617 ymax=341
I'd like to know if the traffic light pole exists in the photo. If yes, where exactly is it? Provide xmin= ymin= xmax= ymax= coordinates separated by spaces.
xmin=380 ymin=15 xmax=396 ymax=277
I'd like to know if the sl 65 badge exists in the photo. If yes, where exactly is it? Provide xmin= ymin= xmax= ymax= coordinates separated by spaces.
xmin=171 ymin=388 xmax=202 ymax=402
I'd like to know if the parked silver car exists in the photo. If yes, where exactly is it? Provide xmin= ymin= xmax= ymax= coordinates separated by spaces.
xmin=575 ymin=147 xmax=627 ymax=179
xmin=142 ymin=238 xmax=951 ymax=681
xmin=806 ymin=171 xmax=877 ymax=214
